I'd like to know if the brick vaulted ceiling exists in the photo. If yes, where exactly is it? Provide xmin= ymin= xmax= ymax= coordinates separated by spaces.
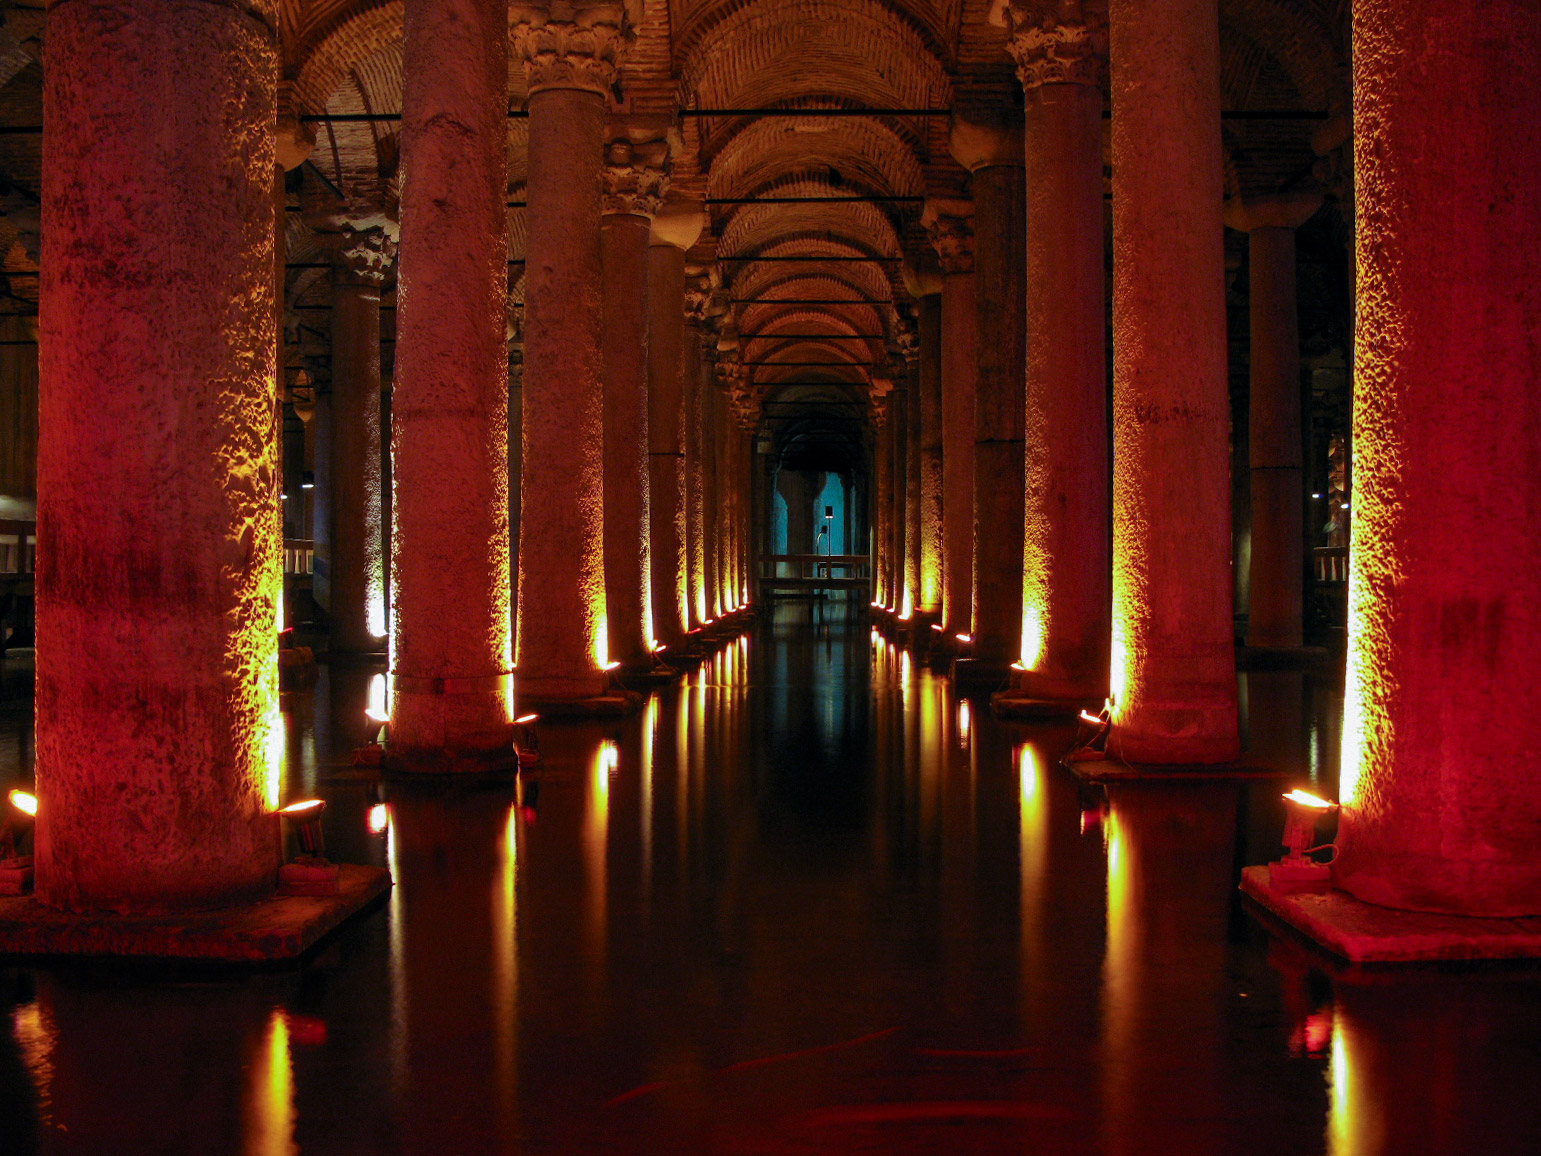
xmin=0 ymin=0 xmax=1349 ymax=451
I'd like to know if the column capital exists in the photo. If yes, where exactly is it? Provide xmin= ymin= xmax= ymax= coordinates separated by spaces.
xmin=921 ymin=198 xmax=976 ymax=274
xmin=304 ymin=194 xmax=401 ymax=288
xmin=1223 ymin=192 xmax=1324 ymax=233
xmin=949 ymin=106 xmax=1025 ymax=172
xmin=602 ymin=135 xmax=671 ymax=218
xmin=651 ymin=201 xmax=705 ymax=249
xmin=994 ymin=0 xmax=1108 ymax=92
xmin=275 ymin=79 xmax=316 ymax=171
xmin=511 ymin=2 xmax=632 ymax=98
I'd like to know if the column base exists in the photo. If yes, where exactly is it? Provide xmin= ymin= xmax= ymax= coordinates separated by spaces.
xmin=616 ymin=658 xmax=681 ymax=687
xmin=990 ymin=691 xmax=1102 ymax=719
xmin=516 ymin=682 xmax=643 ymax=719
xmin=0 ymin=864 xmax=390 ymax=962
xmin=383 ymin=745 xmax=524 ymax=775
xmin=1063 ymin=757 xmax=1288 ymax=783
xmin=1240 ymin=865 xmax=1541 ymax=965
xmin=951 ymin=657 xmax=1014 ymax=688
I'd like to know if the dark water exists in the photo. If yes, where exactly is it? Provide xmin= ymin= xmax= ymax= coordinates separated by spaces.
xmin=2 ymin=604 xmax=1539 ymax=1155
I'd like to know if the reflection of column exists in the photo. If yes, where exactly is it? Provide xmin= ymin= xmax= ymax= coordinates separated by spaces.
xmin=326 ymin=220 xmax=396 ymax=653
xmin=923 ymin=201 xmax=976 ymax=638
xmin=37 ymin=0 xmax=281 ymax=908
xmin=393 ymin=0 xmax=513 ymax=755
xmin=1336 ymin=0 xmax=1541 ymax=916
xmin=511 ymin=2 xmax=628 ymax=699
xmin=916 ymin=294 xmax=944 ymax=617
xmin=647 ymin=208 xmax=703 ymax=650
xmin=1226 ymin=194 xmax=1321 ymax=649
xmin=1002 ymin=4 xmax=1109 ymax=705
xmin=953 ymin=113 xmax=1026 ymax=675
xmin=601 ymin=135 xmax=668 ymax=667
xmin=1108 ymin=0 xmax=1238 ymax=762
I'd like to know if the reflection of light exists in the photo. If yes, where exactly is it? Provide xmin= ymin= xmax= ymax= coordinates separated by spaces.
xmin=7 ymin=789 xmax=36 ymax=817
xmin=586 ymin=739 xmax=612 ymax=966
xmin=1327 ymin=1009 xmax=1382 ymax=1155
xmin=958 ymin=700 xmax=971 ymax=745
xmin=931 ymin=624 xmax=943 ymax=632
xmin=1019 ymin=744 xmax=1047 ymax=1003
xmin=1284 ymin=789 xmax=1335 ymax=809
xmin=494 ymin=803 xmax=518 ymax=1129
xmin=900 ymin=650 xmax=912 ymax=686
xmin=366 ymin=672 xmax=390 ymax=723
xmin=642 ymin=697 xmax=656 ymax=902
xmin=245 ymin=1008 xmax=296 ymax=1156
xmin=955 ymin=633 xmax=972 ymax=644
xmin=367 ymin=804 xmax=389 ymax=835
xmin=11 ymin=1002 xmax=54 ymax=1127
xmin=600 ymin=739 xmax=620 ymax=775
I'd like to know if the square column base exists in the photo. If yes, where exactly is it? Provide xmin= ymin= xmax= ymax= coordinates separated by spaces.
xmin=1240 ymin=865 xmax=1541 ymax=964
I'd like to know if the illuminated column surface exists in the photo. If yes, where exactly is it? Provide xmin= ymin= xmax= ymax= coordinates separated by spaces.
xmin=904 ymin=349 xmax=923 ymax=618
xmin=1108 ymin=0 xmax=1238 ymax=762
xmin=699 ymin=365 xmax=721 ymax=619
xmin=953 ymin=112 xmax=1026 ymax=677
xmin=923 ymin=200 xmax=976 ymax=639
xmin=995 ymin=4 xmax=1110 ymax=708
xmin=1335 ymin=0 xmax=1541 ymax=916
xmin=871 ymin=392 xmax=894 ymax=607
xmin=392 ymin=0 xmax=513 ymax=758
xmin=600 ymin=134 xmax=668 ymax=669
xmin=36 ymin=0 xmax=281 ymax=909
xmin=322 ymin=213 xmax=396 ymax=654
xmin=889 ymin=379 xmax=909 ymax=613
xmin=511 ymin=3 xmax=629 ymax=700
xmin=1225 ymin=194 xmax=1321 ymax=650
xmin=916 ymin=292 xmax=943 ymax=618
xmin=683 ymin=323 xmax=707 ymax=629
xmin=646 ymin=207 xmax=703 ymax=651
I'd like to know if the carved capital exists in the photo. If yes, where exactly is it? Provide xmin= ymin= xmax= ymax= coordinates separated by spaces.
xmin=998 ymin=1 xmax=1108 ymax=91
xmin=511 ymin=4 xmax=631 ymax=98
xmin=275 ymin=80 xmax=316 ymax=171
xmin=334 ymin=227 xmax=399 ymax=288
xmin=304 ymin=194 xmax=401 ymax=289
xmin=602 ymin=137 xmax=671 ymax=218
xmin=921 ymin=198 xmax=975 ymax=274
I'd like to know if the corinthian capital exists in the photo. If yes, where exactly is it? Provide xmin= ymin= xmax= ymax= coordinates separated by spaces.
xmin=303 ymin=192 xmax=401 ymax=289
xmin=995 ymin=0 xmax=1108 ymax=91
xmin=511 ymin=2 xmax=632 ymax=98
xmin=602 ymin=136 xmax=671 ymax=218
xmin=921 ymin=198 xmax=975 ymax=275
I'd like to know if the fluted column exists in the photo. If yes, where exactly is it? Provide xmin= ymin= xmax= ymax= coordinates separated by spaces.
xmin=1108 ymin=0 xmax=1238 ymax=762
xmin=924 ymin=202 xmax=976 ymax=640
xmin=600 ymin=133 xmax=668 ymax=668
xmin=999 ymin=0 xmax=1110 ymax=708
xmin=511 ymin=2 xmax=629 ymax=700
xmin=1225 ymin=194 xmax=1321 ymax=650
xmin=319 ymin=215 xmax=395 ymax=654
xmin=647 ymin=207 xmax=703 ymax=651
xmin=1335 ymin=0 xmax=1541 ymax=916
xmin=391 ymin=0 xmax=512 ymax=760
xmin=952 ymin=113 xmax=1026 ymax=679
xmin=36 ymin=0 xmax=281 ymax=909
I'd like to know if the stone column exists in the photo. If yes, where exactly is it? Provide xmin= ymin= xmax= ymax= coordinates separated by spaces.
xmin=924 ymin=201 xmax=976 ymax=640
xmin=952 ymin=114 xmax=1026 ymax=680
xmin=700 ymin=365 xmax=721 ymax=620
xmin=1225 ymin=194 xmax=1321 ymax=650
xmin=889 ymin=379 xmax=909 ymax=614
xmin=999 ymin=1 xmax=1110 ymax=709
xmin=871 ymin=392 xmax=893 ymax=608
xmin=1108 ymin=0 xmax=1238 ymax=763
xmin=511 ymin=2 xmax=629 ymax=700
xmin=392 ymin=0 xmax=512 ymax=760
xmin=36 ymin=0 xmax=281 ymax=909
xmin=647 ymin=207 xmax=703 ymax=651
xmin=1334 ymin=0 xmax=1541 ymax=916
xmin=904 ymin=349 xmax=923 ymax=620
xmin=914 ymin=292 xmax=944 ymax=619
xmin=323 ymin=216 xmax=396 ymax=654
xmin=684 ymin=324 xmax=707 ymax=628
xmin=601 ymin=134 xmax=668 ymax=668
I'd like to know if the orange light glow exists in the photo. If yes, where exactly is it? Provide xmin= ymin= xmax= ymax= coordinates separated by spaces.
xmin=278 ymin=799 xmax=324 ymax=816
xmin=365 ymin=672 xmax=390 ymax=723
xmin=955 ymin=633 xmax=972 ymax=644
xmin=245 ymin=1008 xmax=296 ymax=1156
xmin=1010 ymin=661 xmax=1025 ymax=672
xmin=958 ymin=700 xmax=971 ymax=744
xmin=7 ymin=790 xmax=36 ymax=817
xmin=514 ymin=713 xmax=539 ymax=724
xmin=930 ymin=623 xmax=943 ymax=632
xmin=367 ymin=804 xmax=389 ymax=835
xmin=1283 ymin=789 xmax=1335 ymax=810
xmin=603 ymin=661 xmax=621 ymax=671
xmin=1078 ymin=710 xmax=1103 ymax=725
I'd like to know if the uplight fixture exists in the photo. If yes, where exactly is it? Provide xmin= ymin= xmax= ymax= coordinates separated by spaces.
xmin=0 ymin=789 xmax=36 ymax=895
xmin=1065 ymin=706 xmax=1112 ymax=763
xmin=514 ymin=713 xmax=542 ymax=768
xmin=1270 ymin=789 xmax=1339 ymax=890
xmin=277 ymin=799 xmax=338 ymax=895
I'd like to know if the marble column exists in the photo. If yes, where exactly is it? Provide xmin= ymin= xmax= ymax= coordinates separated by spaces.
xmin=511 ymin=2 xmax=628 ymax=699
xmin=1108 ymin=0 xmax=1238 ymax=762
xmin=326 ymin=220 xmax=395 ymax=654
xmin=36 ymin=0 xmax=281 ymax=909
xmin=923 ymin=201 xmax=977 ymax=641
xmin=647 ymin=208 xmax=704 ymax=651
xmin=1335 ymin=0 xmax=1541 ymax=916
xmin=1225 ymin=194 xmax=1321 ymax=650
xmin=392 ymin=0 xmax=512 ymax=759
xmin=916 ymin=297 xmax=943 ymax=618
xmin=600 ymin=135 xmax=668 ymax=668
xmin=1000 ymin=2 xmax=1110 ymax=707
xmin=952 ymin=114 xmax=1026 ymax=679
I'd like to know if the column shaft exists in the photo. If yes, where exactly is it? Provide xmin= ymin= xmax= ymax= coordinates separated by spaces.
xmin=700 ymin=380 xmax=720 ymax=619
xmin=684 ymin=332 xmax=705 ymax=627
xmin=647 ymin=243 xmax=688 ymax=648
xmin=917 ymin=295 xmax=943 ymax=616
xmin=1109 ymin=0 xmax=1238 ymax=762
xmin=890 ymin=386 xmax=909 ymax=614
xmin=873 ymin=407 xmax=893 ymax=607
xmin=393 ymin=0 xmax=512 ymax=749
xmin=941 ymin=273 xmax=977 ymax=634
xmin=36 ymin=0 xmax=281 ymax=910
xmin=1335 ymin=0 xmax=1541 ymax=915
xmin=330 ymin=280 xmax=387 ymax=652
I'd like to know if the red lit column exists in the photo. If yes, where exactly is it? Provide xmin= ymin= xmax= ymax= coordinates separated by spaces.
xmin=1000 ymin=3 xmax=1110 ymax=707
xmin=904 ymin=343 xmax=924 ymax=621
xmin=391 ymin=0 xmax=512 ymax=759
xmin=683 ymin=320 xmax=707 ymax=628
xmin=600 ymin=135 xmax=668 ymax=668
xmin=510 ymin=3 xmax=628 ymax=700
xmin=700 ymin=360 xmax=722 ymax=620
xmin=953 ymin=115 xmax=1026 ymax=679
xmin=36 ymin=0 xmax=281 ymax=910
xmin=1108 ymin=0 xmax=1238 ymax=763
xmin=647 ymin=207 xmax=703 ymax=651
xmin=924 ymin=200 xmax=977 ymax=639
xmin=1225 ymin=194 xmax=1321 ymax=650
xmin=889 ymin=379 xmax=909 ymax=614
xmin=1334 ymin=0 xmax=1541 ymax=916
xmin=871 ymin=390 xmax=894 ymax=607
xmin=916 ymin=292 xmax=944 ymax=619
